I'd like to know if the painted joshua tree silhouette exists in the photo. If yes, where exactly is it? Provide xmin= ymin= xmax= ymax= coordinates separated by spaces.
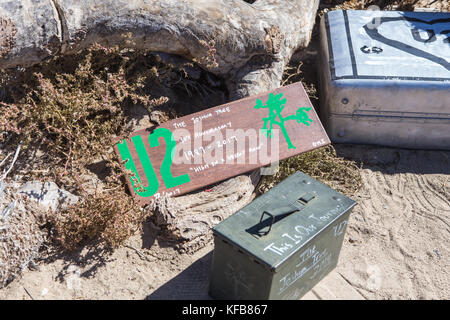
xmin=254 ymin=92 xmax=313 ymax=149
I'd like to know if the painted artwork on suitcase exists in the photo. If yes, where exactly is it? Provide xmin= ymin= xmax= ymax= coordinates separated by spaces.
xmin=324 ymin=10 xmax=449 ymax=81
xmin=319 ymin=10 xmax=450 ymax=150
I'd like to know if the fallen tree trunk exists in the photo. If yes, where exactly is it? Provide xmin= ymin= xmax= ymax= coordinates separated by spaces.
xmin=151 ymin=171 xmax=261 ymax=253
xmin=0 ymin=0 xmax=319 ymax=98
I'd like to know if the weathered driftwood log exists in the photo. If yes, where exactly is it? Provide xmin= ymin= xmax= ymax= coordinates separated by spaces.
xmin=150 ymin=170 xmax=261 ymax=253
xmin=0 ymin=0 xmax=319 ymax=98
xmin=0 ymin=0 xmax=319 ymax=251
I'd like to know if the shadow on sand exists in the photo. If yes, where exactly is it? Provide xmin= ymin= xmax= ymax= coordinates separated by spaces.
xmin=146 ymin=251 xmax=213 ymax=300
xmin=334 ymin=144 xmax=450 ymax=175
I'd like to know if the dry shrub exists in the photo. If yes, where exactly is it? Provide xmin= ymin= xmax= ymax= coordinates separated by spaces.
xmin=51 ymin=189 xmax=143 ymax=250
xmin=0 ymin=34 xmax=224 ymax=250
xmin=0 ymin=193 xmax=46 ymax=288
xmin=282 ymin=62 xmax=318 ymax=101
xmin=0 ymin=45 xmax=171 ymax=164
xmin=319 ymin=0 xmax=446 ymax=12
xmin=258 ymin=146 xmax=362 ymax=196
xmin=0 ymin=44 xmax=184 ymax=250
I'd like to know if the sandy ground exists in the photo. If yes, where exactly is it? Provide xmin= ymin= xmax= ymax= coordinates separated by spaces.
xmin=336 ymin=145 xmax=449 ymax=300
xmin=0 ymin=144 xmax=448 ymax=300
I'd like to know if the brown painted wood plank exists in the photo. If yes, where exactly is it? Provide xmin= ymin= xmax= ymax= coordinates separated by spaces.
xmin=114 ymin=81 xmax=330 ymax=204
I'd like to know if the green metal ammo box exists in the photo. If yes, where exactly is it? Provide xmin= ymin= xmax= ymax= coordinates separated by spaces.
xmin=209 ymin=171 xmax=356 ymax=300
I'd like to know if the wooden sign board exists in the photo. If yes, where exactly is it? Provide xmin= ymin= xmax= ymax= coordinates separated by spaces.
xmin=114 ymin=81 xmax=330 ymax=204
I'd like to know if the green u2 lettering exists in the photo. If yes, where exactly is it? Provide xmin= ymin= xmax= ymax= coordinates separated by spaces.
xmin=117 ymin=127 xmax=191 ymax=197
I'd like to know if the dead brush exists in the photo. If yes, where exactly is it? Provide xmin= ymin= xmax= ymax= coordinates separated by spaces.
xmin=258 ymin=145 xmax=362 ymax=196
xmin=0 ymin=39 xmax=225 ymax=250
xmin=51 ymin=188 xmax=144 ymax=250
xmin=320 ymin=0 xmax=424 ymax=12
xmin=0 ymin=45 xmax=176 ymax=250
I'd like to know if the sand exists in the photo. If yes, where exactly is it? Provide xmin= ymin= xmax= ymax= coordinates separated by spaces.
xmin=336 ymin=145 xmax=449 ymax=300
xmin=0 ymin=145 xmax=448 ymax=300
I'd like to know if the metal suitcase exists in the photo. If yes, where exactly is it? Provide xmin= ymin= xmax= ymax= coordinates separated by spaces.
xmin=208 ymin=171 xmax=356 ymax=300
xmin=319 ymin=10 xmax=450 ymax=150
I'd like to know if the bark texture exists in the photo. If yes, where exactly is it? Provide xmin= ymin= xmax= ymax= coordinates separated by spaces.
xmin=0 ymin=0 xmax=319 ymax=98
xmin=150 ymin=170 xmax=261 ymax=253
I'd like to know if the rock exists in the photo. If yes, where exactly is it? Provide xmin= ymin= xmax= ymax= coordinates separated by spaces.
xmin=18 ymin=181 xmax=78 ymax=212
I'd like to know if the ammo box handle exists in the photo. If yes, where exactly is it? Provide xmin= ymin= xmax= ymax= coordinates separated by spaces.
xmin=257 ymin=193 xmax=316 ymax=236
xmin=259 ymin=204 xmax=300 ymax=236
